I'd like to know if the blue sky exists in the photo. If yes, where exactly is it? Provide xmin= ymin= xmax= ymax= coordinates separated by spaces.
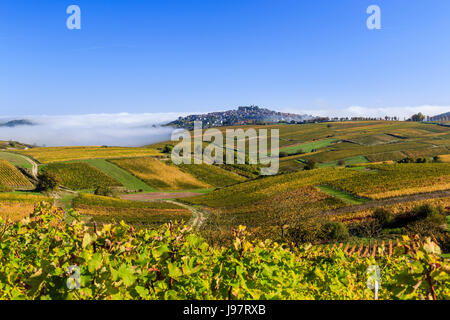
xmin=2 ymin=0 xmax=450 ymax=118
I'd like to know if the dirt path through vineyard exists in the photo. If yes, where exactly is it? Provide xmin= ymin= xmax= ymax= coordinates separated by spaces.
xmin=163 ymin=199 xmax=207 ymax=228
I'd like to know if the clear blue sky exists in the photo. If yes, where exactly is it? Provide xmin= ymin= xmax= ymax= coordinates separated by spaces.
xmin=2 ymin=0 xmax=450 ymax=116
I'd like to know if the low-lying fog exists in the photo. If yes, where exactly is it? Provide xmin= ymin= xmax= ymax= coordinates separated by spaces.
xmin=0 ymin=113 xmax=185 ymax=147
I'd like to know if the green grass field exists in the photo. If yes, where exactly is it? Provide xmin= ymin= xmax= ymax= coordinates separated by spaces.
xmin=319 ymin=155 xmax=369 ymax=168
xmin=317 ymin=185 xmax=368 ymax=205
xmin=81 ymin=159 xmax=155 ymax=192
xmin=0 ymin=152 xmax=32 ymax=169
xmin=280 ymin=138 xmax=338 ymax=154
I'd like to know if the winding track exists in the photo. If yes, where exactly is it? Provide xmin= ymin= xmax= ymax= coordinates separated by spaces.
xmin=163 ymin=199 xmax=207 ymax=228
xmin=16 ymin=153 xmax=38 ymax=178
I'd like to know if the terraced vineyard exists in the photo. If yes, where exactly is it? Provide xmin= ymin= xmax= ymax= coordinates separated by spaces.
xmin=177 ymin=163 xmax=246 ymax=188
xmin=0 ymin=193 xmax=53 ymax=222
xmin=111 ymin=157 xmax=209 ymax=190
xmin=328 ymin=195 xmax=450 ymax=225
xmin=18 ymin=146 xmax=162 ymax=163
xmin=0 ymin=160 xmax=34 ymax=190
xmin=41 ymin=162 xmax=122 ymax=190
xmin=328 ymin=163 xmax=450 ymax=199
xmin=185 ymin=163 xmax=450 ymax=241
xmin=73 ymin=193 xmax=192 ymax=226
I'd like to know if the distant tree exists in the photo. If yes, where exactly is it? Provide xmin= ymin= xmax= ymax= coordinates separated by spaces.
xmin=433 ymin=155 xmax=443 ymax=163
xmin=279 ymin=151 xmax=289 ymax=158
xmin=415 ymin=157 xmax=428 ymax=163
xmin=337 ymin=159 xmax=346 ymax=166
xmin=162 ymin=144 xmax=174 ymax=154
xmin=94 ymin=185 xmax=116 ymax=197
xmin=37 ymin=171 xmax=60 ymax=192
xmin=398 ymin=157 xmax=414 ymax=164
xmin=356 ymin=220 xmax=382 ymax=238
xmin=411 ymin=112 xmax=425 ymax=122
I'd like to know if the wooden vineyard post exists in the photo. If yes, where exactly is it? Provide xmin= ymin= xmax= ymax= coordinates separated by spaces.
xmin=348 ymin=243 xmax=357 ymax=256
xmin=356 ymin=242 xmax=364 ymax=257
xmin=343 ymin=243 xmax=349 ymax=254
xmin=361 ymin=244 xmax=369 ymax=257
xmin=371 ymin=240 xmax=377 ymax=257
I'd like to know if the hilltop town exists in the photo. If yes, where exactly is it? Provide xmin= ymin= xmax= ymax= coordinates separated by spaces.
xmin=166 ymin=106 xmax=313 ymax=129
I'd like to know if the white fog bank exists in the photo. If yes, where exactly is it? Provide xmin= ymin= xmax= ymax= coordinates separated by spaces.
xmin=0 ymin=113 xmax=185 ymax=147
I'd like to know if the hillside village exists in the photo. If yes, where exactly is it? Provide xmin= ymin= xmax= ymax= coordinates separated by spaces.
xmin=166 ymin=106 xmax=313 ymax=129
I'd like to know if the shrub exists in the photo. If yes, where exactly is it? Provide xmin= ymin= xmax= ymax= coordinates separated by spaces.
xmin=433 ymin=156 xmax=442 ymax=163
xmin=162 ymin=144 xmax=174 ymax=154
xmin=337 ymin=159 xmax=346 ymax=166
xmin=322 ymin=222 xmax=349 ymax=241
xmin=373 ymin=208 xmax=395 ymax=227
xmin=304 ymin=160 xmax=318 ymax=170
xmin=413 ymin=204 xmax=445 ymax=223
xmin=279 ymin=151 xmax=289 ymax=158
xmin=94 ymin=185 xmax=117 ymax=197
xmin=407 ymin=205 xmax=446 ymax=236
xmin=286 ymin=216 xmax=325 ymax=244
xmin=397 ymin=158 xmax=414 ymax=163
xmin=415 ymin=157 xmax=428 ymax=163
xmin=37 ymin=171 xmax=61 ymax=192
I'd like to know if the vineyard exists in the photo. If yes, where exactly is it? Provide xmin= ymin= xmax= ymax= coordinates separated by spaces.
xmin=176 ymin=163 xmax=246 ymax=188
xmin=0 ymin=160 xmax=34 ymax=190
xmin=184 ymin=163 xmax=450 ymax=243
xmin=73 ymin=193 xmax=192 ymax=226
xmin=0 ymin=205 xmax=448 ymax=300
xmin=329 ymin=196 xmax=450 ymax=225
xmin=0 ymin=202 xmax=37 ymax=222
xmin=18 ymin=146 xmax=162 ymax=163
xmin=328 ymin=163 xmax=450 ymax=199
xmin=42 ymin=162 xmax=122 ymax=190
xmin=212 ymin=121 xmax=450 ymax=169
xmin=111 ymin=157 xmax=209 ymax=190
xmin=0 ymin=193 xmax=53 ymax=222
xmin=79 ymin=159 xmax=155 ymax=192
